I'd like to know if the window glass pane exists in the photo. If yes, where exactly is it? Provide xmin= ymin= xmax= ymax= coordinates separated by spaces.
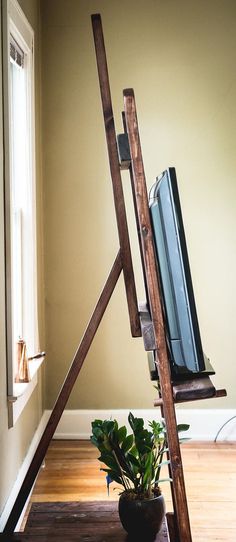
xmin=9 ymin=34 xmax=38 ymax=374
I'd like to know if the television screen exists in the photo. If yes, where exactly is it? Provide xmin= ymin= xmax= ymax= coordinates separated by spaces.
xmin=149 ymin=167 xmax=213 ymax=377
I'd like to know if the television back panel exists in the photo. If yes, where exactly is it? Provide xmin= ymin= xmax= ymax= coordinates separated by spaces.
xmin=149 ymin=168 xmax=206 ymax=375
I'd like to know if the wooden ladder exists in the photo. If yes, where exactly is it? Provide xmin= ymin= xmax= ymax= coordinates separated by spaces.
xmin=1 ymin=14 xmax=226 ymax=541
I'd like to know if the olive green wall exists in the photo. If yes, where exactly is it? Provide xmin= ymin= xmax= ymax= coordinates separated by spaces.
xmin=0 ymin=0 xmax=44 ymax=518
xmin=41 ymin=0 xmax=236 ymax=410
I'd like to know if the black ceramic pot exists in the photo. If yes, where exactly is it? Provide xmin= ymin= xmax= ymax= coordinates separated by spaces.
xmin=118 ymin=492 xmax=165 ymax=540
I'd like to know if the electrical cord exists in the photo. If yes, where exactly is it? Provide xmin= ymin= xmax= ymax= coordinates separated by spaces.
xmin=214 ymin=415 xmax=236 ymax=442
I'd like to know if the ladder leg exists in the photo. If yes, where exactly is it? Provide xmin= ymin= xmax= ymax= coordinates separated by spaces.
xmin=162 ymin=393 xmax=191 ymax=542
xmin=124 ymin=89 xmax=192 ymax=542
xmin=3 ymin=251 xmax=123 ymax=534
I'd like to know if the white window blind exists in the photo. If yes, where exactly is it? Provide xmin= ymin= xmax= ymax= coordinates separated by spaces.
xmin=10 ymin=35 xmax=24 ymax=67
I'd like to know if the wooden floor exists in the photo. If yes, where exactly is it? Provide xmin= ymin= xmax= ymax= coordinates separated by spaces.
xmin=22 ymin=440 xmax=236 ymax=541
xmin=17 ymin=501 xmax=169 ymax=541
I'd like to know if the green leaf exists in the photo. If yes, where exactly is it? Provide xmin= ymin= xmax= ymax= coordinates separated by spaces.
xmin=103 ymin=436 xmax=113 ymax=451
xmin=103 ymin=420 xmax=115 ymax=435
xmin=149 ymin=420 xmax=162 ymax=434
xmin=128 ymin=413 xmax=144 ymax=434
xmin=91 ymin=419 xmax=103 ymax=429
xmin=128 ymin=412 xmax=135 ymax=430
xmin=98 ymin=453 xmax=118 ymax=471
xmin=129 ymin=445 xmax=138 ymax=457
xmin=177 ymin=424 xmax=190 ymax=433
xmin=121 ymin=434 xmax=134 ymax=453
xmin=118 ymin=426 xmax=127 ymax=443
xmin=90 ymin=436 xmax=98 ymax=447
xmin=127 ymin=452 xmax=140 ymax=468
xmin=92 ymin=427 xmax=104 ymax=439
xmin=143 ymin=452 xmax=153 ymax=487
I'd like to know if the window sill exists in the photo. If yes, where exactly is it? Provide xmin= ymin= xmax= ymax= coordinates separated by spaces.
xmin=7 ymin=355 xmax=45 ymax=428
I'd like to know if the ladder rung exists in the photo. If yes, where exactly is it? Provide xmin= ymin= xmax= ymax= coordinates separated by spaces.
xmin=154 ymin=376 xmax=227 ymax=406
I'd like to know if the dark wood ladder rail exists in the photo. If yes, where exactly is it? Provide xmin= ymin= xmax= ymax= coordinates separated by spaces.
xmin=3 ymin=252 xmax=123 ymax=535
xmin=123 ymin=86 xmax=192 ymax=542
xmin=1 ymin=13 xmax=226 ymax=542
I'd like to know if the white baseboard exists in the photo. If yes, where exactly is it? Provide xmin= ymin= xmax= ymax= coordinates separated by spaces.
xmin=0 ymin=410 xmax=49 ymax=532
xmin=50 ymin=408 xmax=236 ymax=441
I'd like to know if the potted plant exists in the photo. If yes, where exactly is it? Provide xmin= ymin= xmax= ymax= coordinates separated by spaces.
xmin=91 ymin=412 xmax=189 ymax=539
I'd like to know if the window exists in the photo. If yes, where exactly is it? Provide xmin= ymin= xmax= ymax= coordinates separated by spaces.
xmin=3 ymin=0 xmax=41 ymax=425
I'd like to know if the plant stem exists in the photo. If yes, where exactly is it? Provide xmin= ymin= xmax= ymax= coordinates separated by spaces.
xmin=112 ymin=450 xmax=130 ymax=491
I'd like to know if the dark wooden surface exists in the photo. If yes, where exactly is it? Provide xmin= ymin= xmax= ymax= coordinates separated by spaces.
xmin=123 ymin=88 xmax=192 ymax=542
xmin=122 ymin=112 xmax=150 ymax=307
xmin=139 ymin=303 xmax=155 ymax=351
xmin=91 ymin=14 xmax=141 ymax=339
xmin=154 ymin=377 xmax=227 ymax=406
xmin=173 ymin=376 xmax=216 ymax=402
xmin=3 ymin=253 xmax=123 ymax=534
xmin=0 ymin=502 xmax=170 ymax=541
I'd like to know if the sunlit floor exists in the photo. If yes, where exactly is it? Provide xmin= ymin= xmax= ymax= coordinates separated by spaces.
xmin=28 ymin=440 xmax=236 ymax=542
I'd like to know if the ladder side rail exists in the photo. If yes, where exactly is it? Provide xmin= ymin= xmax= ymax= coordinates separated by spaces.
xmin=91 ymin=14 xmax=141 ymax=338
xmin=123 ymin=88 xmax=192 ymax=542
xmin=121 ymin=111 xmax=150 ymax=308
xmin=3 ymin=252 xmax=123 ymax=534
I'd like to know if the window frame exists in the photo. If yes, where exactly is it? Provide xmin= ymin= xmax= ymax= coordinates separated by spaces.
xmin=2 ymin=0 xmax=42 ymax=427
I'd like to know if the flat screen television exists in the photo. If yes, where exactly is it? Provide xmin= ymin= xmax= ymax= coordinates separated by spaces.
xmin=149 ymin=167 xmax=214 ymax=378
